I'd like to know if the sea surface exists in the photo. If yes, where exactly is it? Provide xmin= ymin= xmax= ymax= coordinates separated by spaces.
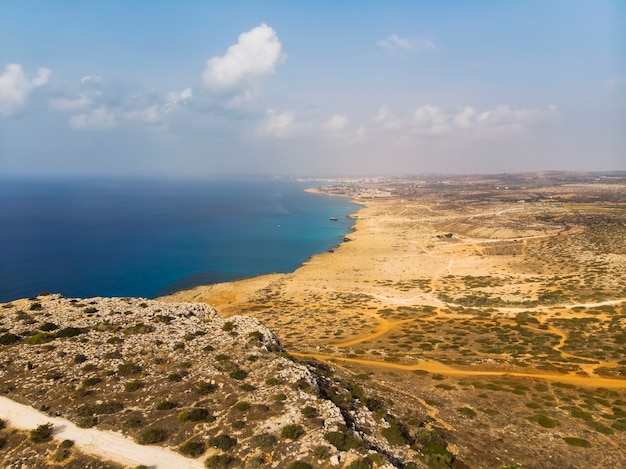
xmin=0 ymin=177 xmax=357 ymax=302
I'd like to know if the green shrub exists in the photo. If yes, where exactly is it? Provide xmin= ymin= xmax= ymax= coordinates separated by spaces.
xmin=73 ymin=354 xmax=87 ymax=364
xmin=0 ymin=333 xmax=21 ymax=345
xmin=76 ymin=416 xmax=97 ymax=428
xmin=60 ymin=439 xmax=74 ymax=449
xmin=457 ymin=407 xmax=477 ymax=418
xmin=222 ymin=321 xmax=235 ymax=332
xmin=136 ymin=428 xmax=167 ymax=445
xmin=562 ymin=437 xmax=591 ymax=447
xmin=302 ymin=406 xmax=319 ymax=418
xmin=205 ymin=455 xmax=240 ymax=469
xmin=30 ymin=423 xmax=53 ymax=443
xmin=229 ymin=369 xmax=247 ymax=380
xmin=209 ymin=434 xmax=237 ymax=451
xmin=39 ymin=322 xmax=58 ymax=332
xmin=527 ymin=414 xmax=558 ymax=428
xmin=178 ymin=408 xmax=212 ymax=422
xmin=196 ymin=381 xmax=218 ymax=394
xmin=324 ymin=431 xmax=364 ymax=451
xmin=29 ymin=302 xmax=42 ymax=310
xmin=123 ymin=418 xmax=142 ymax=429
xmin=125 ymin=380 xmax=141 ymax=392
xmin=82 ymin=377 xmax=102 ymax=387
xmin=77 ymin=401 xmax=123 ymax=416
xmin=118 ymin=362 xmax=142 ymax=377
xmin=312 ymin=445 xmax=330 ymax=459
xmin=168 ymin=372 xmax=183 ymax=382
xmin=179 ymin=440 xmax=206 ymax=457
xmin=27 ymin=332 xmax=54 ymax=345
xmin=56 ymin=327 xmax=84 ymax=338
xmin=253 ymin=433 xmax=277 ymax=448
xmin=281 ymin=424 xmax=304 ymax=440
xmin=155 ymin=400 xmax=177 ymax=410
xmin=381 ymin=423 xmax=408 ymax=446
xmin=274 ymin=393 xmax=287 ymax=401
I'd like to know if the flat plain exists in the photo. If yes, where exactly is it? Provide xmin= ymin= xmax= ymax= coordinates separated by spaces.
xmin=166 ymin=171 xmax=626 ymax=468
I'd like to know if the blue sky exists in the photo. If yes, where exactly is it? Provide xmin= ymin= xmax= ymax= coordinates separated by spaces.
xmin=1 ymin=1 xmax=624 ymax=176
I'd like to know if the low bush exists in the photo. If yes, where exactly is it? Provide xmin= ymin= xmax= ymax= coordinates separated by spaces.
xmin=125 ymin=380 xmax=141 ymax=392
xmin=155 ymin=401 xmax=177 ymax=410
xmin=179 ymin=440 xmax=206 ymax=457
xmin=209 ymin=434 xmax=237 ymax=451
xmin=196 ymin=381 xmax=218 ymax=394
xmin=301 ymin=406 xmax=319 ymax=418
xmin=136 ymin=428 xmax=167 ymax=445
xmin=253 ymin=433 xmax=276 ymax=448
xmin=178 ymin=408 xmax=213 ymax=422
xmin=30 ymin=423 xmax=53 ymax=443
xmin=562 ymin=437 xmax=591 ymax=447
xmin=204 ymin=455 xmax=240 ymax=469
xmin=324 ymin=431 xmax=364 ymax=451
xmin=0 ymin=333 xmax=21 ymax=345
xmin=118 ymin=362 xmax=142 ymax=377
xmin=82 ymin=377 xmax=102 ymax=387
xmin=281 ymin=424 xmax=304 ymax=440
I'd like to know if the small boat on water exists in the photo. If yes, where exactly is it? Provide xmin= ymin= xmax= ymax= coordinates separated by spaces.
xmin=329 ymin=217 xmax=338 ymax=221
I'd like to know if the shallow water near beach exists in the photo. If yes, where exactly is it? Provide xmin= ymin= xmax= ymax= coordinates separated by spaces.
xmin=0 ymin=177 xmax=356 ymax=302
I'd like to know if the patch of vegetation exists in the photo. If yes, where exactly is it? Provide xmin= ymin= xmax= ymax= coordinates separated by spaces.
xmin=178 ymin=408 xmax=213 ymax=422
xmin=136 ymin=428 xmax=167 ymax=445
xmin=301 ymin=406 xmax=319 ymax=418
xmin=324 ymin=431 xmax=364 ymax=451
xmin=30 ymin=423 xmax=53 ymax=443
xmin=77 ymin=401 xmax=124 ymax=416
xmin=204 ymin=455 xmax=240 ymax=469
xmin=562 ymin=437 xmax=591 ymax=447
xmin=281 ymin=424 xmax=304 ymax=440
xmin=179 ymin=440 xmax=206 ymax=458
xmin=155 ymin=400 xmax=177 ymax=410
xmin=209 ymin=434 xmax=237 ymax=451
xmin=0 ymin=333 xmax=21 ymax=345
xmin=527 ymin=414 xmax=558 ymax=428
xmin=196 ymin=381 xmax=218 ymax=394
xmin=457 ymin=407 xmax=477 ymax=418
xmin=253 ymin=433 xmax=277 ymax=448
xmin=124 ymin=380 xmax=141 ymax=392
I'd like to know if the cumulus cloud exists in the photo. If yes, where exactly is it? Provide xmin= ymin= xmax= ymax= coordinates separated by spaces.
xmin=376 ymin=104 xmax=559 ymax=139
xmin=323 ymin=114 xmax=349 ymax=133
xmin=377 ymin=34 xmax=438 ymax=53
xmin=51 ymin=73 xmax=193 ymax=130
xmin=202 ymin=23 xmax=285 ymax=96
xmin=69 ymin=107 xmax=116 ymax=130
xmin=257 ymin=108 xmax=295 ymax=137
xmin=0 ymin=63 xmax=52 ymax=116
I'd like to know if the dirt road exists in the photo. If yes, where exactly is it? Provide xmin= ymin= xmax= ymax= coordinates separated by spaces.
xmin=0 ymin=396 xmax=204 ymax=469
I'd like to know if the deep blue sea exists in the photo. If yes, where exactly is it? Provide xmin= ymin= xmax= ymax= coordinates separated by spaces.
xmin=0 ymin=177 xmax=357 ymax=302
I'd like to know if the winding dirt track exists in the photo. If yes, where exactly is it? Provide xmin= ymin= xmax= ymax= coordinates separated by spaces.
xmin=292 ymin=353 xmax=626 ymax=389
xmin=0 ymin=397 xmax=204 ymax=469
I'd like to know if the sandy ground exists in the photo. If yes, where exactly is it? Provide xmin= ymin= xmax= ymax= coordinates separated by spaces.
xmin=163 ymin=193 xmax=626 ymax=389
xmin=0 ymin=396 xmax=204 ymax=469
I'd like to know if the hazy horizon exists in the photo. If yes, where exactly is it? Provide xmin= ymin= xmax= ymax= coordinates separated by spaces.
xmin=1 ymin=1 xmax=624 ymax=177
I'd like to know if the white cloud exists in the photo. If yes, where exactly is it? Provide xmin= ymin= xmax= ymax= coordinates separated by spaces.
xmin=202 ymin=23 xmax=285 ymax=94
xmin=49 ymin=94 xmax=92 ymax=112
xmin=377 ymin=34 xmax=438 ymax=53
xmin=323 ymin=114 xmax=349 ymax=133
xmin=257 ymin=108 xmax=295 ymax=138
xmin=0 ymin=63 xmax=51 ymax=116
xmin=376 ymin=104 xmax=559 ymax=139
xmin=69 ymin=107 xmax=116 ymax=130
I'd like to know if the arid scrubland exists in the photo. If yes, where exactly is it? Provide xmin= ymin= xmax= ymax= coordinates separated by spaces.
xmin=1 ymin=172 xmax=625 ymax=469
xmin=166 ymin=172 xmax=626 ymax=468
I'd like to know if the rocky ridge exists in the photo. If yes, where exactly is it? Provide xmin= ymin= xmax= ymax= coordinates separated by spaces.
xmin=0 ymin=294 xmax=430 ymax=468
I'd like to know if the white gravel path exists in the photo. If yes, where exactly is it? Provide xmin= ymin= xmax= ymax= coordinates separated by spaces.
xmin=0 ymin=396 xmax=204 ymax=469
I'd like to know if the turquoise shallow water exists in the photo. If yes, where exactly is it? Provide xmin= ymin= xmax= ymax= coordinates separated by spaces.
xmin=0 ymin=177 xmax=357 ymax=302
